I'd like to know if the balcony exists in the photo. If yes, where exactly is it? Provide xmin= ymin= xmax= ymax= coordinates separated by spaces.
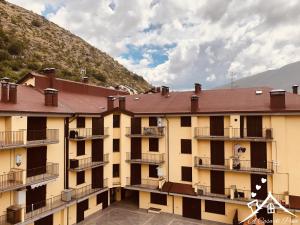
xmin=26 ymin=163 xmax=59 ymax=185
xmin=194 ymin=157 xmax=274 ymax=175
xmin=69 ymin=154 xmax=109 ymax=171
xmin=194 ymin=127 xmax=273 ymax=142
xmin=126 ymin=127 xmax=165 ymax=138
xmin=0 ymin=169 xmax=24 ymax=193
xmin=0 ymin=129 xmax=59 ymax=150
xmin=126 ymin=152 xmax=165 ymax=165
xmin=71 ymin=179 xmax=108 ymax=200
xmin=69 ymin=128 xmax=109 ymax=141
xmin=25 ymin=194 xmax=66 ymax=221
xmin=126 ymin=177 xmax=160 ymax=191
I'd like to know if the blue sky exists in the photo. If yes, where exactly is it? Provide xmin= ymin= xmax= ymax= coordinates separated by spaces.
xmin=8 ymin=0 xmax=300 ymax=90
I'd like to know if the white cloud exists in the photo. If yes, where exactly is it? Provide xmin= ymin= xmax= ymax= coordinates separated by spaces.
xmin=7 ymin=0 xmax=300 ymax=89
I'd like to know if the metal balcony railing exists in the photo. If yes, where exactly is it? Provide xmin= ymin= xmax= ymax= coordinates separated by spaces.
xmin=69 ymin=128 xmax=109 ymax=140
xmin=25 ymin=194 xmax=65 ymax=220
xmin=69 ymin=154 xmax=109 ymax=171
xmin=126 ymin=152 xmax=164 ymax=164
xmin=194 ymin=127 xmax=273 ymax=140
xmin=194 ymin=157 xmax=274 ymax=174
xmin=0 ymin=169 xmax=24 ymax=192
xmin=26 ymin=163 xmax=59 ymax=184
xmin=71 ymin=179 xmax=108 ymax=199
xmin=195 ymin=185 xmax=231 ymax=199
xmin=126 ymin=127 xmax=165 ymax=137
xmin=126 ymin=177 xmax=159 ymax=190
xmin=26 ymin=129 xmax=59 ymax=145
xmin=0 ymin=130 xmax=24 ymax=149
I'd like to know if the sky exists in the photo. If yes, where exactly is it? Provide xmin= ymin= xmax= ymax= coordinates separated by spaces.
xmin=7 ymin=0 xmax=300 ymax=89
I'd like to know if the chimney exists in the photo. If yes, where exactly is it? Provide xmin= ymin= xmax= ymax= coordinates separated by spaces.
xmin=270 ymin=90 xmax=286 ymax=109
xmin=1 ymin=80 xmax=9 ymax=103
xmin=82 ymin=76 xmax=89 ymax=84
xmin=195 ymin=83 xmax=202 ymax=94
xmin=119 ymin=96 xmax=126 ymax=110
xmin=44 ymin=88 xmax=58 ymax=107
xmin=161 ymin=86 xmax=169 ymax=96
xmin=191 ymin=95 xmax=199 ymax=112
xmin=9 ymin=83 xmax=18 ymax=104
xmin=292 ymin=85 xmax=298 ymax=94
xmin=107 ymin=96 xmax=114 ymax=111
xmin=42 ymin=68 xmax=56 ymax=88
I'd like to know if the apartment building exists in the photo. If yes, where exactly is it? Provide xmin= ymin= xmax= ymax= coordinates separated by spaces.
xmin=0 ymin=69 xmax=300 ymax=225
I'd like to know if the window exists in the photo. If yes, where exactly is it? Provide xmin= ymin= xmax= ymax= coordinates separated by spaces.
xmin=149 ymin=117 xmax=158 ymax=126
xmin=77 ymin=117 xmax=85 ymax=128
xmin=181 ymin=139 xmax=192 ymax=154
xmin=149 ymin=138 xmax=159 ymax=152
xmin=205 ymin=200 xmax=225 ymax=215
xmin=113 ymin=164 xmax=120 ymax=177
xmin=77 ymin=171 xmax=85 ymax=185
xmin=113 ymin=115 xmax=120 ymax=128
xmin=181 ymin=116 xmax=191 ymax=127
xmin=113 ymin=139 xmax=120 ymax=152
xmin=150 ymin=193 xmax=167 ymax=205
xmin=77 ymin=141 xmax=85 ymax=156
xmin=181 ymin=166 xmax=192 ymax=182
xmin=149 ymin=165 xmax=158 ymax=178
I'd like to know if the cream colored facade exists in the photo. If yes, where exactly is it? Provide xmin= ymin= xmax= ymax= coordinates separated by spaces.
xmin=1 ymin=110 xmax=300 ymax=225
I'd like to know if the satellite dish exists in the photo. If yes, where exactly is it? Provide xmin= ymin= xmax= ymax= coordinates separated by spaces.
xmin=157 ymin=166 xmax=164 ymax=177
xmin=16 ymin=155 xmax=22 ymax=167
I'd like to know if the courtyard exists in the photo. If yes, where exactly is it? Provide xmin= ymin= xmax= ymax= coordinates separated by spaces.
xmin=79 ymin=201 xmax=226 ymax=225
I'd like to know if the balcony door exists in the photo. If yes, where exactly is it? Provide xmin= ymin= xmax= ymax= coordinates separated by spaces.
xmin=247 ymin=116 xmax=262 ymax=137
xmin=210 ymin=116 xmax=224 ymax=136
xmin=130 ymin=164 xmax=141 ymax=185
xmin=131 ymin=117 xmax=141 ymax=134
xmin=92 ymin=166 xmax=103 ymax=189
xmin=27 ymin=117 xmax=46 ymax=141
xmin=92 ymin=117 xmax=104 ymax=135
xmin=26 ymin=185 xmax=46 ymax=213
xmin=131 ymin=138 xmax=141 ymax=159
xmin=27 ymin=146 xmax=47 ymax=177
xmin=182 ymin=197 xmax=201 ymax=220
xmin=210 ymin=141 xmax=224 ymax=166
xmin=251 ymin=174 xmax=267 ymax=200
xmin=251 ymin=142 xmax=267 ymax=169
xmin=92 ymin=139 xmax=103 ymax=162
xmin=210 ymin=171 xmax=224 ymax=195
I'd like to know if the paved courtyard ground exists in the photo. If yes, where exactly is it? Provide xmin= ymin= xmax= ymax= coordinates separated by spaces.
xmin=80 ymin=201 xmax=226 ymax=225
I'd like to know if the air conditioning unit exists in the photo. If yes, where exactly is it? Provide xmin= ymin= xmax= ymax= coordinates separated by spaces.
xmin=69 ymin=130 xmax=78 ymax=139
xmin=69 ymin=159 xmax=79 ymax=169
xmin=61 ymin=189 xmax=73 ymax=202
xmin=14 ymin=189 xmax=26 ymax=205
xmin=7 ymin=205 xmax=22 ymax=224
xmin=197 ymin=186 xmax=205 ymax=195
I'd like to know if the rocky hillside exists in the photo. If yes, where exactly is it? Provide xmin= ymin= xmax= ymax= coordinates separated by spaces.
xmin=0 ymin=0 xmax=151 ymax=92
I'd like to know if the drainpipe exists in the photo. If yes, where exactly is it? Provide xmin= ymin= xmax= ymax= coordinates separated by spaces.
xmin=165 ymin=116 xmax=170 ymax=182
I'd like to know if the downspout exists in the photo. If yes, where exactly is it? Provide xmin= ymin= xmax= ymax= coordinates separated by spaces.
xmin=165 ymin=116 xmax=170 ymax=182
xmin=64 ymin=117 xmax=69 ymax=189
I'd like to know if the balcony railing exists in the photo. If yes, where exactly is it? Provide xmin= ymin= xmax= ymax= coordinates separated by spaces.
xmin=69 ymin=154 xmax=109 ymax=171
xmin=69 ymin=128 xmax=109 ymax=140
xmin=126 ymin=152 xmax=164 ymax=164
xmin=195 ymin=185 xmax=231 ymax=199
xmin=0 ymin=169 xmax=24 ymax=192
xmin=126 ymin=127 xmax=165 ymax=137
xmin=0 ymin=214 xmax=9 ymax=225
xmin=194 ymin=127 xmax=273 ymax=141
xmin=126 ymin=177 xmax=159 ymax=190
xmin=26 ymin=163 xmax=59 ymax=184
xmin=71 ymin=179 xmax=108 ymax=199
xmin=194 ymin=157 xmax=274 ymax=174
xmin=25 ymin=194 xmax=65 ymax=220
xmin=0 ymin=129 xmax=59 ymax=150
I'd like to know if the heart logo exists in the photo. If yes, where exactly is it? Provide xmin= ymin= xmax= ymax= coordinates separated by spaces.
xmin=251 ymin=192 xmax=257 ymax=198
xmin=261 ymin=178 xmax=267 ymax=184
xmin=256 ymin=185 xmax=261 ymax=190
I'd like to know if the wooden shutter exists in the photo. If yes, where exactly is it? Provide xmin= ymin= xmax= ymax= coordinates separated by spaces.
xmin=76 ymin=199 xmax=88 ymax=223
xmin=183 ymin=197 xmax=202 ymax=220
xmin=181 ymin=116 xmax=191 ymax=127
xmin=131 ymin=117 xmax=141 ymax=134
xmin=77 ymin=140 xmax=85 ymax=156
xmin=113 ymin=139 xmax=120 ymax=152
xmin=113 ymin=164 xmax=120 ymax=177
xmin=131 ymin=138 xmax=141 ymax=159
xmin=27 ymin=117 xmax=46 ymax=141
xmin=205 ymin=200 xmax=225 ymax=215
xmin=76 ymin=171 xmax=85 ymax=185
xmin=210 ymin=171 xmax=224 ymax=194
xmin=113 ymin=115 xmax=120 ymax=128
xmin=92 ymin=139 xmax=103 ymax=162
xmin=181 ymin=139 xmax=192 ymax=154
xmin=92 ymin=117 xmax=104 ymax=135
xmin=251 ymin=174 xmax=267 ymax=200
xmin=26 ymin=185 xmax=46 ymax=213
xmin=149 ymin=117 xmax=158 ymax=126
xmin=247 ymin=116 xmax=262 ymax=137
xmin=181 ymin=166 xmax=192 ymax=182
xmin=27 ymin=146 xmax=47 ymax=177
xmin=210 ymin=116 xmax=224 ymax=136
xmin=130 ymin=164 xmax=141 ymax=185
xmin=210 ymin=141 xmax=224 ymax=165
xmin=251 ymin=142 xmax=267 ymax=168
xmin=76 ymin=117 xmax=85 ymax=128
xmin=149 ymin=165 xmax=158 ymax=178
xmin=92 ymin=166 xmax=103 ymax=188
xmin=149 ymin=138 xmax=159 ymax=152
xmin=34 ymin=214 xmax=53 ymax=225
xmin=150 ymin=193 xmax=167 ymax=205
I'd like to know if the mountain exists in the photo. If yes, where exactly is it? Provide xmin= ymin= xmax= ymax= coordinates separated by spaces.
xmin=0 ymin=0 xmax=151 ymax=92
xmin=220 ymin=61 xmax=300 ymax=92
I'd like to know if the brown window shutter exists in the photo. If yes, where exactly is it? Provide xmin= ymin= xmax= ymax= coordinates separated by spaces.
xmin=181 ymin=139 xmax=192 ymax=154
xmin=77 ymin=141 xmax=85 ymax=156
xmin=113 ymin=139 xmax=120 ymax=152
xmin=181 ymin=166 xmax=192 ymax=182
xmin=149 ymin=117 xmax=158 ymax=126
xmin=150 ymin=193 xmax=167 ymax=205
xmin=113 ymin=115 xmax=120 ymax=128
xmin=149 ymin=165 xmax=158 ymax=178
xmin=205 ymin=200 xmax=225 ymax=215
xmin=77 ymin=117 xmax=85 ymax=128
xmin=77 ymin=171 xmax=85 ymax=185
xmin=113 ymin=164 xmax=120 ymax=177
xmin=149 ymin=138 xmax=159 ymax=152
xmin=181 ymin=116 xmax=191 ymax=127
